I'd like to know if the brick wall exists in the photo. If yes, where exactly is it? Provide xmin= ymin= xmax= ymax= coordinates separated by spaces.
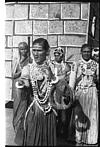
xmin=5 ymin=2 xmax=90 ymax=101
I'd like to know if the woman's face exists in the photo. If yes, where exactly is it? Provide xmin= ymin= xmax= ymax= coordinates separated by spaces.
xmin=81 ymin=47 xmax=91 ymax=61
xmin=54 ymin=53 xmax=63 ymax=63
xmin=19 ymin=43 xmax=28 ymax=57
xmin=32 ymin=43 xmax=47 ymax=65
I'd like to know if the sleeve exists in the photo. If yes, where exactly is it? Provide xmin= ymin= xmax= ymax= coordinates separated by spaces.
xmin=69 ymin=61 xmax=77 ymax=90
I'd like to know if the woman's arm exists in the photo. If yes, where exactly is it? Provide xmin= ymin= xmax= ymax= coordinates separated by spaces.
xmin=16 ymin=65 xmax=30 ymax=88
xmin=12 ymin=60 xmax=22 ymax=79
xmin=69 ymin=61 xmax=77 ymax=90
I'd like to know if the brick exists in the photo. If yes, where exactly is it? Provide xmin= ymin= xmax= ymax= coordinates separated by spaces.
xmin=81 ymin=3 xmax=89 ymax=19
xmin=33 ymin=35 xmax=47 ymax=42
xmin=5 ymin=48 xmax=12 ymax=60
xmin=13 ymin=36 xmax=32 ymax=47
xmin=5 ymin=61 xmax=12 ymax=77
xmin=5 ymin=21 xmax=13 ymax=35
xmin=48 ymin=3 xmax=61 ymax=19
xmin=14 ymin=4 xmax=28 ymax=20
xmin=6 ymin=5 xmax=14 ymax=20
xmin=48 ymin=21 xmax=63 ymax=34
xmin=67 ymin=54 xmax=81 ymax=62
xmin=7 ymin=36 xmax=13 ymax=47
xmin=48 ymin=35 xmax=57 ymax=47
xmin=58 ymin=35 xmax=86 ymax=46
xmin=65 ymin=47 xmax=81 ymax=61
xmin=15 ymin=20 xmax=32 ymax=35
xmin=30 ymin=4 xmax=48 ymax=19
xmin=64 ymin=20 xmax=88 ymax=34
xmin=61 ymin=3 xmax=80 ymax=19
xmin=5 ymin=78 xmax=12 ymax=101
xmin=33 ymin=21 xmax=48 ymax=35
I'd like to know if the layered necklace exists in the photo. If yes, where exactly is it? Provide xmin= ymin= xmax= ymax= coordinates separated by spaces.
xmin=30 ymin=61 xmax=53 ymax=114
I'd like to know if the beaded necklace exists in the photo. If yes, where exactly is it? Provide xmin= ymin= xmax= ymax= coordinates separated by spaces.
xmin=30 ymin=61 xmax=52 ymax=113
xmin=23 ymin=61 xmax=60 ymax=130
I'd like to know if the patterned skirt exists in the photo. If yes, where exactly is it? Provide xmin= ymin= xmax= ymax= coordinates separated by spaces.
xmin=74 ymin=86 xmax=98 ymax=144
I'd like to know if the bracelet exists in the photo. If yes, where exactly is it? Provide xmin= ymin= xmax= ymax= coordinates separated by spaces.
xmin=16 ymin=81 xmax=25 ymax=88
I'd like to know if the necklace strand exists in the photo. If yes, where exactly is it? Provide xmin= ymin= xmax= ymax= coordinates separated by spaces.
xmin=30 ymin=63 xmax=52 ymax=113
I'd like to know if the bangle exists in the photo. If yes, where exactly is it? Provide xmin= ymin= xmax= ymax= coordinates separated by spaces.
xmin=16 ymin=81 xmax=25 ymax=88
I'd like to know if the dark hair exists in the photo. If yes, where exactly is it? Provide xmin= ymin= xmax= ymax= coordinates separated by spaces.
xmin=81 ymin=44 xmax=92 ymax=53
xmin=32 ymin=38 xmax=50 ymax=52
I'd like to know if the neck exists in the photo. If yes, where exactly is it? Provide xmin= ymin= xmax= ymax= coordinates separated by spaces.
xmin=34 ymin=60 xmax=47 ymax=67
xmin=82 ymin=58 xmax=91 ymax=63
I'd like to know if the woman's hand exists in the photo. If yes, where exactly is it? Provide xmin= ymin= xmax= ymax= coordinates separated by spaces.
xmin=16 ymin=79 xmax=30 ymax=88
xmin=16 ymin=80 xmax=25 ymax=88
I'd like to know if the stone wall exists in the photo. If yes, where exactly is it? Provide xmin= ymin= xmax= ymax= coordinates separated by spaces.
xmin=5 ymin=2 xmax=90 ymax=101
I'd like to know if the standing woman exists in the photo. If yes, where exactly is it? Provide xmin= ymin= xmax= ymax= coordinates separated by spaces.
xmin=15 ymin=38 xmax=57 ymax=146
xmin=69 ymin=44 xmax=99 ymax=145
xmin=12 ymin=42 xmax=31 ymax=102
xmin=50 ymin=47 xmax=72 ymax=139
xmin=12 ymin=42 xmax=31 ymax=144
xmin=12 ymin=42 xmax=30 ymax=80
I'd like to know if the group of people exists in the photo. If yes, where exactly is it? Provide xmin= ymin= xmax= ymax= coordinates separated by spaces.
xmin=12 ymin=38 xmax=99 ymax=146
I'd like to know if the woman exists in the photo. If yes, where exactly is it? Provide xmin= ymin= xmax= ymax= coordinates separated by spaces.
xmin=12 ymin=42 xmax=31 ymax=102
xmin=12 ymin=42 xmax=31 ymax=144
xmin=69 ymin=44 xmax=99 ymax=145
xmin=49 ymin=47 xmax=72 ymax=140
xmin=15 ymin=38 xmax=73 ymax=146
xmin=12 ymin=42 xmax=30 ymax=79
xmin=14 ymin=38 xmax=58 ymax=146
xmin=50 ymin=47 xmax=71 ymax=82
